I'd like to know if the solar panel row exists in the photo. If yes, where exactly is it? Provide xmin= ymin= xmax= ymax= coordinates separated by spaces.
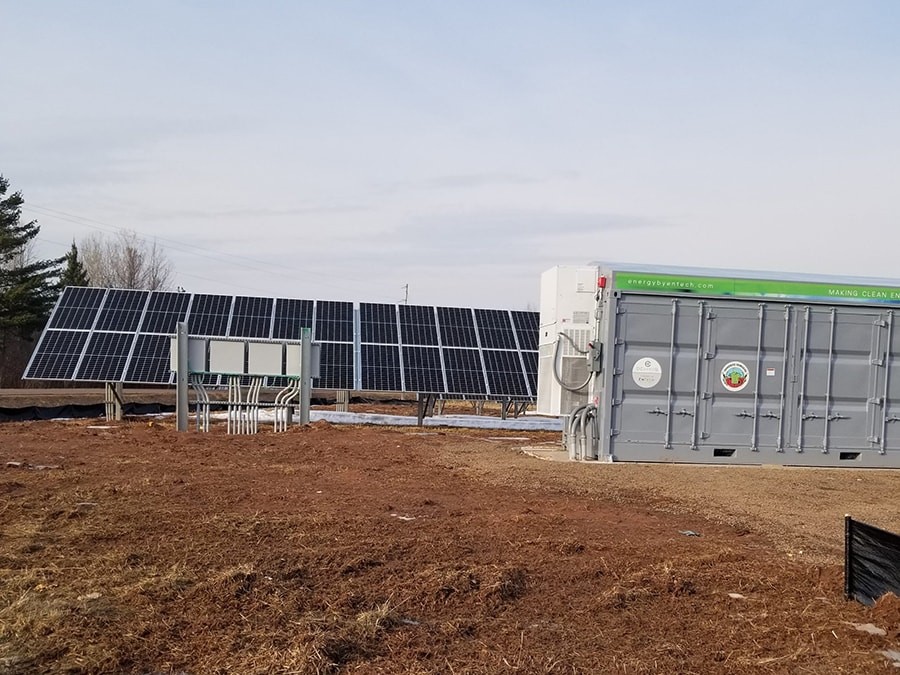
xmin=24 ymin=288 xmax=539 ymax=399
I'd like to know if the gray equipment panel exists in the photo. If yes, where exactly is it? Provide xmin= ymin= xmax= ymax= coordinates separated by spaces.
xmin=607 ymin=293 xmax=899 ymax=467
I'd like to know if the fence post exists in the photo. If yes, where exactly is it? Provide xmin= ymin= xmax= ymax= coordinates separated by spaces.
xmin=844 ymin=514 xmax=852 ymax=600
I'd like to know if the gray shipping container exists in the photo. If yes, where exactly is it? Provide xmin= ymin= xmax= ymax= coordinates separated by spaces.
xmin=561 ymin=264 xmax=900 ymax=468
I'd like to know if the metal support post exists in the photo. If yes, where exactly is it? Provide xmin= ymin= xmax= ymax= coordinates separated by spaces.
xmin=335 ymin=390 xmax=350 ymax=412
xmin=299 ymin=328 xmax=312 ymax=425
xmin=175 ymin=321 xmax=189 ymax=432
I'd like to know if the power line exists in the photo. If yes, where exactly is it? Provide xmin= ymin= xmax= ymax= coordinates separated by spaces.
xmin=24 ymin=203 xmax=399 ymax=301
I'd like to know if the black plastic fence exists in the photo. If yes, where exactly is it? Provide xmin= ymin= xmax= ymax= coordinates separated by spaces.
xmin=0 ymin=403 xmax=175 ymax=422
xmin=844 ymin=515 xmax=900 ymax=605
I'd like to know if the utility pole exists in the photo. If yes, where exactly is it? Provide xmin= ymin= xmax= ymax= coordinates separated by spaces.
xmin=402 ymin=284 xmax=409 ymax=304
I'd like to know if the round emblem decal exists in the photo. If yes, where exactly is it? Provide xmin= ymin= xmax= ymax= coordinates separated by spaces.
xmin=720 ymin=361 xmax=750 ymax=392
xmin=632 ymin=357 xmax=662 ymax=388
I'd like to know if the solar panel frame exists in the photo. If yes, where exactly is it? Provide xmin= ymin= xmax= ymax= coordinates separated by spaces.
xmin=94 ymin=289 xmax=150 ymax=333
xmin=188 ymin=294 xmax=234 ymax=336
xmin=521 ymin=350 xmax=538 ymax=397
xmin=24 ymin=330 xmax=90 ymax=380
xmin=437 ymin=306 xmax=479 ymax=348
xmin=511 ymin=310 xmax=539 ymax=351
xmin=272 ymin=298 xmax=314 ymax=340
xmin=124 ymin=334 xmax=174 ymax=384
xmin=399 ymin=305 xmax=439 ymax=346
xmin=361 ymin=344 xmax=402 ymax=391
xmin=48 ymin=287 xmax=107 ymax=330
xmin=316 ymin=342 xmax=354 ymax=390
xmin=76 ymin=331 xmax=137 ymax=381
xmin=442 ymin=347 xmax=487 ymax=395
xmin=229 ymin=296 xmax=274 ymax=338
xmin=474 ymin=309 xmax=518 ymax=350
xmin=315 ymin=301 xmax=354 ymax=342
xmin=402 ymin=345 xmax=445 ymax=393
xmin=139 ymin=292 xmax=192 ymax=334
xmin=360 ymin=303 xmax=399 ymax=344
xmin=482 ymin=349 xmax=530 ymax=398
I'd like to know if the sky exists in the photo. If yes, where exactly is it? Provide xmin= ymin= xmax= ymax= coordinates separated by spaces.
xmin=2 ymin=1 xmax=900 ymax=310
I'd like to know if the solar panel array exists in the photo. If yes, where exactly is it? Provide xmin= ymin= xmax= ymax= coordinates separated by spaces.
xmin=24 ymin=288 xmax=539 ymax=400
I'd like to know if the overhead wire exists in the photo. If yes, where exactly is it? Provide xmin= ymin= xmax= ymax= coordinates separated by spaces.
xmin=24 ymin=203 xmax=400 ymax=301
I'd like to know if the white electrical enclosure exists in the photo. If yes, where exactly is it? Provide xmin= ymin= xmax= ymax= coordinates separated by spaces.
xmin=536 ymin=265 xmax=598 ymax=416
xmin=248 ymin=342 xmax=283 ymax=377
xmin=209 ymin=340 xmax=245 ymax=374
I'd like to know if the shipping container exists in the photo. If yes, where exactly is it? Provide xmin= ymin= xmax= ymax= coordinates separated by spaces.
xmin=538 ymin=263 xmax=900 ymax=467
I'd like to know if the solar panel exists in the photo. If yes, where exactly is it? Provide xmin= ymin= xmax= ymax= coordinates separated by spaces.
xmin=95 ymin=289 xmax=149 ymax=332
xmin=475 ymin=309 xmax=517 ymax=350
xmin=76 ymin=332 xmax=136 ymax=380
xmin=48 ymin=287 xmax=106 ymax=330
xmin=272 ymin=298 xmax=313 ymax=340
xmin=315 ymin=301 xmax=353 ymax=342
xmin=24 ymin=330 xmax=89 ymax=379
xmin=361 ymin=344 xmax=402 ymax=390
xmin=360 ymin=303 xmax=398 ymax=344
xmin=229 ymin=296 xmax=273 ymax=338
xmin=140 ymin=292 xmax=191 ymax=334
xmin=482 ymin=349 xmax=529 ymax=398
xmin=512 ymin=311 xmax=539 ymax=351
xmin=124 ymin=334 xmax=173 ymax=384
xmin=25 ymin=287 xmax=540 ymax=400
xmin=316 ymin=342 xmax=353 ymax=389
xmin=399 ymin=305 xmax=438 ymax=346
xmin=437 ymin=306 xmax=478 ymax=348
xmin=189 ymin=294 xmax=233 ymax=336
xmin=402 ymin=346 xmax=444 ymax=393
xmin=443 ymin=347 xmax=486 ymax=395
xmin=521 ymin=350 xmax=538 ymax=397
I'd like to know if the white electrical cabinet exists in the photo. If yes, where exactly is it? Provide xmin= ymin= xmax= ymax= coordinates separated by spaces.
xmin=536 ymin=265 xmax=599 ymax=416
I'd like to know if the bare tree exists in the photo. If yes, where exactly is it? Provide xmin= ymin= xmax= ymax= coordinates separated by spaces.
xmin=81 ymin=230 xmax=173 ymax=290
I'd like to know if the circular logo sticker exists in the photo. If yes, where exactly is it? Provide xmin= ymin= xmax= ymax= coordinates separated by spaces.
xmin=720 ymin=361 xmax=750 ymax=392
xmin=632 ymin=357 xmax=662 ymax=388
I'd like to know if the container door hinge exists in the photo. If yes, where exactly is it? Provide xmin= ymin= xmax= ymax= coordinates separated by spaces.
xmin=868 ymin=397 xmax=884 ymax=406
xmin=868 ymin=435 xmax=880 ymax=444
xmin=871 ymin=358 xmax=885 ymax=366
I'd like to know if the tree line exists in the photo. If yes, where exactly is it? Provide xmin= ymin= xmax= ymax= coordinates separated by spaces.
xmin=1 ymin=174 xmax=176 ymax=387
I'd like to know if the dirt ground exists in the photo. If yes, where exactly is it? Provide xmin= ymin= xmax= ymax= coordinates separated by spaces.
xmin=2 ymin=411 xmax=900 ymax=673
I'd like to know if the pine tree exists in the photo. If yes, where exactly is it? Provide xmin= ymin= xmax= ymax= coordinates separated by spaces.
xmin=60 ymin=240 xmax=90 ymax=287
xmin=0 ymin=175 xmax=64 ymax=337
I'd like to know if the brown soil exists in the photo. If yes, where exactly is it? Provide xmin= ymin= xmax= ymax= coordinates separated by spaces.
xmin=1 ymin=414 xmax=900 ymax=674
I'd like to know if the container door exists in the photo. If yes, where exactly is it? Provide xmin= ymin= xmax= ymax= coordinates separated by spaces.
xmin=792 ymin=307 xmax=890 ymax=453
xmin=700 ymin=302 xmax=793 ymax=455
xmin=610 ymin=296 xmax=711 ymax=450
xmin=882 ymin=311 xmax=900 ymax=453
